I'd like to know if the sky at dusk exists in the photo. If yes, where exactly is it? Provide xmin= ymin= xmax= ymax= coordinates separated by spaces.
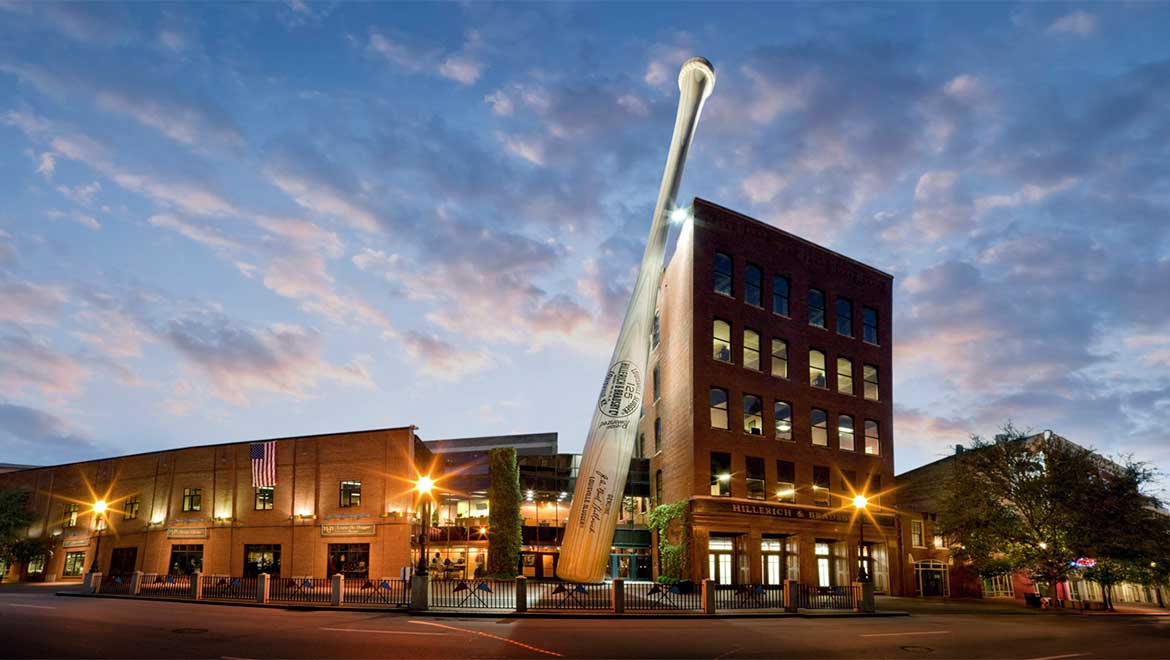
xmin=2 ymin=2 xmax=1169 ymax=489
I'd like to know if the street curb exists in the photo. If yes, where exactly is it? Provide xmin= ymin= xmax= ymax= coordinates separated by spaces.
xmin=56 ymin=592 xmax=908 ymax=618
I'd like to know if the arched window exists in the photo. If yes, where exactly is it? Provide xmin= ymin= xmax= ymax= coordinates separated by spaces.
xmin=838 ymin=415 xmax=855 ymax=451
xmin=743 ymin=329 xmax=760 ymax=371
xmin=743 ymin=394 xmax=763 ymax=435
xmin=774 ymin=401 xmax=792 ymax=440
xmin=808 ymin=288 xmax=826 ymax=328
xmin=714 ymin=252 xmax=733 ymax=296
xmin=709 ymin=387 xmax=729 ymax=429
xmin=771 ymin=339 xmax=788 ymax=378
xmin=745 ymin=263 xmax=762 ymax=307
xmin=864 ymin=420 xmax=880 ymax=455
xmin=773 ymin=276 xmax=790 ymax=316
xmin=863 ymin=364 xmax=879 ymax=401
xmin=809 ymin=349 xmax=827 ymax=388
xmin=837 ymin=357 xmax=853 ymax=395
xmin=836 ymin=297 xmax=853 ymax=336
xmin=811 ymin=408 xmax=828 ymax=446
xmin=713 ymin=319 xmax=732 ymax=363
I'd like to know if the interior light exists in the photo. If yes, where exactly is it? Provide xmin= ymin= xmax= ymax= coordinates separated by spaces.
xmin=718 ymin=473 xmax=731 ymax=483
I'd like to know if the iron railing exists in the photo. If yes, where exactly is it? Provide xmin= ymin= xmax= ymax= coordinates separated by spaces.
xmin=713 ymin=583 xmax=785 ymax=609
xmin=139 ymin=574 xmax=192 ymax=598
xmin=528 ymin=581 xmax=610 ymax=610
xmin=100 ymin=574 xmax=133 ymax=595
xmin=430 ymin=579 xmax=515 ymax=609
xmin=269 ymin=577 xmax=331 ymax=603
xmin=344 ymin=578 xmax=410 ymax=607
xmin=202 ymin=575 xmax=257 ymax=600
xmin=624 ymin=581 xmax=703 ymax=611
xmin=798 ymin=584 xmax=858 ymax=609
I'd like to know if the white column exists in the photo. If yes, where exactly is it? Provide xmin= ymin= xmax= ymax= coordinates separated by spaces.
xmin=191 ymin=571 xmax=203 ymax=600
xmin=331 ymin=574 xmax=344 ymax=606
xmin=130 ymin=571 xmax=143 ymax=595
xmin=257 ymin=573 xmax=270 ymax=603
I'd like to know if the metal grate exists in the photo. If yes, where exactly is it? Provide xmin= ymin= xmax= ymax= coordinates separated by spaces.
xmin=343 ymin=578 xmax=409 ymax=607
xmin=527 ymin=581 xmax=611 ymax=610
xmin=430 ymin=579 xmax=515 ymax=609
xmin=624 ymin=581 xmax=702 ymax=611
xmin=269 ymin=577 xmax=331 ymax=603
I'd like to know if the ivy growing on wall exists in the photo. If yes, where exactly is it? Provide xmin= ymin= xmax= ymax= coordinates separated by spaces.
xmin=648 ymin=501 xmax=689 ymax=582
xmin=486 ymin=448 xmax=522 ymax=578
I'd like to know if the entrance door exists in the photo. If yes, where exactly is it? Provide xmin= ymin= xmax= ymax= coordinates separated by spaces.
xmin=541 ymin=554 xmax=555 ymax=578
xmin=815 ymin=542 xmax=831 ymax=587
xmin=708 ymin=537 xmax=734 ymax=584
xmin=108 ymin=547 xmax=137 ymax=576
xmin=761 ymin=538 xmax=784 ymax=584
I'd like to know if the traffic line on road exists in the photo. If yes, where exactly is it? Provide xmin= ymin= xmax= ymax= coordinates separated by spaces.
xmin=5 ymin=603 xmax=56 ymax=610
xmin=320 ymin=627 xmax=446 ymax=636
xmin=1024 ymin=653 xmax=1089 ymax=660
xmin=860 ymin=630 xmax=952 ymax=638
xmin=409 ymin=620 xmax=564 ymax=657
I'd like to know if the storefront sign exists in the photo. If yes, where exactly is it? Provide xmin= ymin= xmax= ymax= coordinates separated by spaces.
xmin=1071 ymin=557 xmax=1097 ymax=568
xmin=321 ymin=523 xmax=376 ymax=537
xmin=696 ymin=499 xmax=894 ymax=526
xmin=167 ymin=527 xmax=209 ymax=539
xmin=62 ymin=537 xmax=91 ymax=548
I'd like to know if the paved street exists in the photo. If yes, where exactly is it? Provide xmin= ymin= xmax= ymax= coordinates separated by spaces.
xmin=1 ymin=585 xmax=1168 ymax=659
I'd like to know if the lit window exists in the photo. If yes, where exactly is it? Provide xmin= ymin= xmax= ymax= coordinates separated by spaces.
xmin=746 ymin=456 xmax=766 ymax=500
xmin=743 ymin=394 xmax=763 ymax=435
xmin=837 ymin=357 xmax=853 ymax=395
xmin=776 ymin=460 xmax=796 ymax=502
xmin=773 ymin=276 xmax=790 ymax=316
xmin=709 ymin=388 xmax=729 ymax=430
xmin=62 ymin=551 xmax=86 ymax=577
xmin=713 ymin=319 xmax=732 ymax=363
xmin=654 ymin=417 xmax=662 ymax=452
xmin=812 ymin=465 xmax=831 ymax=506
xmin=911 ymin=520 xmax=924 ymax=547
xmin=339 ymin=481 xmax=362 ymax=508
xmin=864 ymin=420 xmax=881 ymax=456
xmin=809 ymin=349 xmax=827 ymax=388
xmin=838 ymin=415 xmax=855 ymax=451
xmin=714 ymin=252 xmax=733 ymax=296
xmin=863 ymin=364 xmax=879 ymax=401
xmin=863 ymin=306 xmax=879 ymax=344
xmin=710 ymin=452 xmax=731 ymax=497
xmin=745 ymin=263 xmax=762 ymax=307
xmin=811 ymin=408 xmax=828 ymax=446
xmin=64 ymin=503 xmax=79 ymax=528
xmin=653 ymin=365 xmax=661 ymax=400
xmin=836 ymin=297 xmax=853 ymax=337
xmin=743 ymin=329 xmax=760 ymax=371
xmin=809 ymin=288 xmax=825 ymax=328
xmin=182 ymin=488 xmax=202 ymax=512
xmin=934 ymin=535 xmax=945 ymax=549
xmin=255 ymin=487 xmax=274 ymax=511
xmin=771 ymin=339 xmax=788 ymax=378
xmin=123 ymin=496 xmax=140 ymax=520
xmin=774 ymin=401 xmax=793 ymax=440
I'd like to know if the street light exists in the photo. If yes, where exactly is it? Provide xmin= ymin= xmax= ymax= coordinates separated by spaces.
xmin=852 ymin=495 xmax=870 ymax=583
xmin=89 ymin=499 xmax=108 ymax=574
xmin=415 ymin=476 xmax=434 ymax=576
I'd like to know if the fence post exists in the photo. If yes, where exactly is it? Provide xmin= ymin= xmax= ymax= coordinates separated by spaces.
xmin=515 ymin=576 xmax=527 ymax=613
xmin=612 ymin=578 xmax=625 ymax=614
xmin=332 ymin=574 xmax=344 ymax=606
xmin=130 ymin=571 xmax=143 ymax=595
xmin=855 ymin=581 xmax=875 ymax=613
xmin=702 ymin=579 xmax=715 ymax=614
xmin=784 ymin=579 xmax=798 ymax=613
xmin=411 ymin=573 xmax=430 ymax=610
xmin=257 ymin=573 xmax=269 ymax=603
xmin=191 ymin=572 xmax=202 ymax=600
xmin=90 ymin=572 xmax=103 ymax=594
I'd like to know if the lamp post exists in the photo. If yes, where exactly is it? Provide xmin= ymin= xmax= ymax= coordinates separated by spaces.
xmin=852 ymin=494 xmax=870 ymax=583
xmin=415 ymin=476 xmax=434 ymax=576
xmin=89 ymin=500 xmax=107 ymax=574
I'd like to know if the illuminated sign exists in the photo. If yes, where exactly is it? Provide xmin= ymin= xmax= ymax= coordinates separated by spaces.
xmin=1070 ymin=557 xmax=1097 ymax=568
xmin=167 ymin=527 xmax=209 ymax=539
xmin=321 ymin=524 xmax=376 ymax=537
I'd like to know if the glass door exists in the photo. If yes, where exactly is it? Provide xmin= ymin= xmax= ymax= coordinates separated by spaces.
xmin=708 ymin=538 xmax=734 ymax=584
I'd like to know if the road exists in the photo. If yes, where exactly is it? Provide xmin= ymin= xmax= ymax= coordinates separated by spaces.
xmin=1 ymin=585 xmax=1168 ymax=659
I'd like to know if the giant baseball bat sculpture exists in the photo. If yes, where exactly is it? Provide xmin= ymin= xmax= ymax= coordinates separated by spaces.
xmin=558 ymin=57 xmax=716 ymax=583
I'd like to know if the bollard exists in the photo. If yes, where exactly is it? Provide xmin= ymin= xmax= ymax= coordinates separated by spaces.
xmin=257 ymin=573 xmax=270 ymax=603
xmin=702 ymin=579 xmax=715 ymax=615
xmin=784 ymin=579 xmax=798 ymax=613
xmin=515 ymin=576 xmax=527 ymax=613
xmin=410 ymin=573 xmax=430 ymax=611
xmin=612 ymin=578 xmax=625 ymax=614
xmin=854 ymin=581 xmax=875 ymax=613
xmin=90 ymin=572 xmax=103 ymax=594
xmin=331 ymin=574 xmax=344 ymax=606
xmin=130 ymin=571 xmax=143 ymax=595
xmin=191 ymin=571 xmax=203 ymax=600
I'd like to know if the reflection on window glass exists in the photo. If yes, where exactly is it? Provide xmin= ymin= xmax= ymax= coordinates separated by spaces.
xmin=714 ymin=253 xmax=733 ymax=296
xmin=776 ymin=460 xmax=796 ymax=502
xmin=811 ymin=408 xmax=828 ymax=446
xmin=710 ymin=452 xmax=731 ymax=496
xmin=809 ymin=289 xmax=825 ymax=328
xmin=836 ymin=297 xmax=853 ymax=336
xmin=746 ymin=456 xmax=765 ymax=500
xmin=743 ymin=394 xmax=763 ymax=435
xmin=746 ymin=264 xmax=762 ymax=306
xmin=771 ymin=339 xmax=787 ymax=378
xmin=709 ymin=388 xmax=729 ymax=429
xmin=863 ymin=306 xmax=879 ymax=344
xmin=744 ymin=329 xmax=760 ymax=371
xmin=773 ymin=276 xmax=790 ymax=316
xmin=865 ymin=420 xmax=881 ymax=455
xmin=774 ymin=401 xmax=792 ymax=440
xmin=839 ymin=415 xmax=855 ymax=451
xmin=837 ymin=357 xmax=853 ymax=395
xmin=864 ymin=364 xmax=879 ymax=401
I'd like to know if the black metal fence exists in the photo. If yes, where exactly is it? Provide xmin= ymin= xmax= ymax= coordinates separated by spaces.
xmin=100 ymin=574 xmax=133 ymax=595
xmin=798 ymin=584 xmax=858 ymax=609
xmin=139 ymin=574 xmax=193 ymax=598
xmin=430 ymin=579 xmax=515 ymax=609
xmin=269 ymin=577 xmax=331 ymax=603
xmin=714 ymin=583 xmax=786 ymax=609
xmin=344 ymin=578 xmax=410 ymax=607
xmin=202 ymin=575 xmax=257 ymax=600
xmin=528 ymin=581 xmax=610 ymax=610
xmin=624 ymin=581 xmax=703 ymax=611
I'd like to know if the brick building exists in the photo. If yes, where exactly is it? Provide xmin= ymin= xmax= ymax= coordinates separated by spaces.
xmin=639 ymin=198 xmax=906 ymax=593
xmin=0 ymin=427 xmax=428 ymax=583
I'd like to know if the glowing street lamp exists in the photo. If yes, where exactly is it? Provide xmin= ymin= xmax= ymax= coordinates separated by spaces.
xmin=89 ymin=499 xmax=108 ymax=574
xmin=415 ymin=476 xmax=434 ymax=577
xmin=853 ymin=494 xmax=870 ymax=583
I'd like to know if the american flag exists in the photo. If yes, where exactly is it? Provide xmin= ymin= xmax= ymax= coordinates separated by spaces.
xmin=250 ymin=441 xmax=277 ymax=487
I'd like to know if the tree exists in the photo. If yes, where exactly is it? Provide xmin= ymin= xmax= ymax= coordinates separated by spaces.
xmin=486 ymin=448 xmax=521 ymax=578
xmin=0 ymin=490 xmax=34 ymax=563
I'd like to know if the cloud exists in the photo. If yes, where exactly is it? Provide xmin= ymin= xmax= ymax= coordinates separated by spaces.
xmin=0 ymin=402 xmax=98 ymax=463
xmin=46 ymin=209 xmax=101 ymax=230
xmin=439 ymin=55 xmax=482 ymax=85
xmin=56 ymin=180 xmax=101 ymax=206
xmin=263 ymin=139 xmax=384 ymax=232
xmin=35 ymin=152 xmax=55 ymax=178
xmin=0 ymin=279 xmax=67 ymax=325
xmin=401 ymin=331 xmax=495 ymax=381
xmin=1047 ymin=10 xmax=1098 ymax=37
xmin=0 ymin=332 xmax=91 ymax=397
xmin=148 ymin=213 xmax=240 ymax=251
xmin=366 ymin=29 xmax=484 ymax=86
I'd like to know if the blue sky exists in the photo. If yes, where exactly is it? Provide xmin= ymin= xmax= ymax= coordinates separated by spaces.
xmin=1 ymin=2 xmax=1169 ymax=489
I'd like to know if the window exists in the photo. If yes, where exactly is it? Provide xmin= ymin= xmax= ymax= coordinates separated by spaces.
xmin=839 ymin=415 xmax=855 ymax=451
xmin=815 ymin=542 xmax=831 ymax=587
xmin=743 ymin=329 xmax=760 ymax=371
xmin=169 ymin=544 xmax=204 ymax=575
xmin=62 ymin=551 xmax=86 ymax=577
xmin=811 ymin=408 xmax=828 ymax=446
xmin=123 ymin=496 xmax=140 ymax=520
xmin=255 ymin=486 xmax=274 ymax=511
xmin=837 ymin=357 xmax=853 ymax=395
xmin=713 ymin=319 xmax=732 ymax=363
xmin=745 ymin=263 xmax=762 ymax=307
xmin=808 ymin=288 xmax=825 ymax=328
xmin=743 ymin=394 xmax=763 ymax=435
xmin=654 ymin=417 xmax=662 ymax=452
xmin=710 ymin=452 xmax=732 ymax=497
xmin=934 ymin=535 xmax=945 ymax=549
xmin=26 ymin=555 xmax=45 ymax=576
xmin=863 ymin=364 xmax=879 ymax=401
xmin=339 ymin=481 xmax=362 ymax=508
xmin=244 ymin=544 xmax=281 ymax=577
xmin=812 ymin=465 xmax=831 ymax=506
xmin=772 ymin=276 xmax=790 ymax=316
xmin=327 ymin=543 xmax=370 ymax=579
xmin=654 ymin=469 xmax=663 ymax=504
xmin=809 ymin=349 xmax=827 ymax=388
xmin=836 ymin=297 xmax=853 ymax=336
xmin=653 ymin=365 xmax=661 ymax=400
xmin=182 ymin=488 xmax=202 ymax=512
xmin=746 ymin=457 xmax=766 ymax=500
xmin=708 ymin=537 xmax=734 ymax=584
xmin=774 ymin=401 xmax=793 ymax=440
xmin=911 ymin=520 xmax=925 ymax=548
xmin=776 ymin=460 xmax=796 ymax=502
xmin=64 ymin=503 xmax=79 ymax=527
xmin=709 ymin=388 xmax=729 ymax=429
xmin=864 ymin=420 xmax=881 ymax=455
xmin=863 ymin=306 xmax=879 ymax=344
xmin=652 ymin=309 xmax=661 ymax=349
xmin=771 ymin=339 xmax=788 ymax=378
xmin=636 ymin=432 xmax=645 ymax=459
xmin=714 ymin=252 xmax=733 ymax=296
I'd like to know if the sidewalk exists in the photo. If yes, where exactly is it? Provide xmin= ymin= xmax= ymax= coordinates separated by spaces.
xmin=877 ymin=596 xmax=1169 ymax=617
